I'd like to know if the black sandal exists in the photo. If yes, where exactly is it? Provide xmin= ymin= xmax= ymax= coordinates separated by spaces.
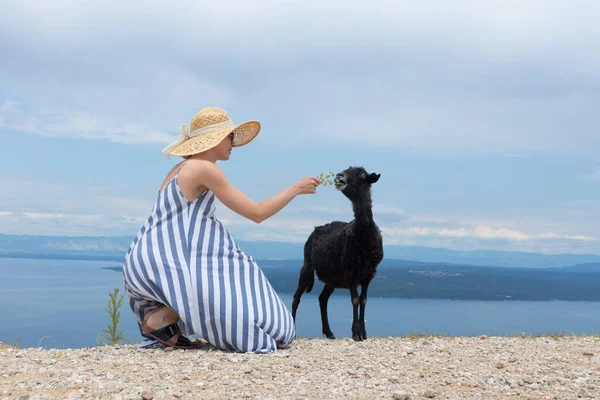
xmin=143 ymin=323 xmax=199 ymax=349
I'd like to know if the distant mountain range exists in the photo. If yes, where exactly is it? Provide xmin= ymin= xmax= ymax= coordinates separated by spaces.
xmin=102 ymin=258 xmax=600 ymax=301
xmin=1 ymin=233 xmax=600 ymax=270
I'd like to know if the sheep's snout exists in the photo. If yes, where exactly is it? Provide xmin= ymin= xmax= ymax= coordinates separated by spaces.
xmin=334 ymin=173 xmax=347 ymax=190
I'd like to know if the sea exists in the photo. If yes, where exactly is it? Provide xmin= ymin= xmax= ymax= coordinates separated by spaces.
xmin=1 ymin=257 xmax=599 ymax=349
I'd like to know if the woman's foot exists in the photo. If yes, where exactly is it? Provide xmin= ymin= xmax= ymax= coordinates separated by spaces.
xmin=141 ymin=306 xmax=182 ymax=346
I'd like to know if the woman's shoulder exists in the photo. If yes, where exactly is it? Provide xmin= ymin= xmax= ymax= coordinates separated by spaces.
xmin=182 ymin=159 xmax=223 ymax=176
xmin=184 ymin=158 xmax=217 ymax=168
xmin=178 ymin=159 xmax=228 ymax=190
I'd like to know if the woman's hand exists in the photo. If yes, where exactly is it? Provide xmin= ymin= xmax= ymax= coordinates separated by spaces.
xmin=293 ymin=176 xmax=321 ymax=194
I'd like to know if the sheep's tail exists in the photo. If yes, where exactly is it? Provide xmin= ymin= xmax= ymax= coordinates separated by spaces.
xmin=304 ymin=263 xmax=315 ymax=293
xmin=302 ymin=239 xmax=315 ymax=293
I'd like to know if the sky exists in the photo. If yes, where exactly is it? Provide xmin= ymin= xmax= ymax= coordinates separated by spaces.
xmin=0 ymin=0 xmax=599 ymax=254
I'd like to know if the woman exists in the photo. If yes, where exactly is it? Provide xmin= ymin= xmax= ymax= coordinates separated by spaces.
xmin=122 ymin=107 xmax=320 ymax=353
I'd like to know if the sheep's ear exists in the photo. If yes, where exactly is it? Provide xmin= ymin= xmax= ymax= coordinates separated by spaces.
xmin=368 ymin=173 xmax=380 ymax=184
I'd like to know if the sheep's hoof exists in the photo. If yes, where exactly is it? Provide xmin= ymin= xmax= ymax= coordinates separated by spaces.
xmin=323 ymin=332 xmax=336 ymax=340
xmin=352 ymin=331 xmax=367 ymax=341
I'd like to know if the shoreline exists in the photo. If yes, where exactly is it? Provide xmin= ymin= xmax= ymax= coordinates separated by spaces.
xmin=2 ymin=336 xmax=599 ymax=399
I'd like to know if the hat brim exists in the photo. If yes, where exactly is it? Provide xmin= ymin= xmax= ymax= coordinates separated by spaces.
xmin=166 ymin=120 xmax=261 ymax=157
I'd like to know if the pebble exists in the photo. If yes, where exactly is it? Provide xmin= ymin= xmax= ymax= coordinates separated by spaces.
xmin=393 ymin=390 xmax=410 ymax=400
xmin=0 ymin=337 xmax=598 ymax=399
xmin=141 ymin=391 xmax=154 ymax=400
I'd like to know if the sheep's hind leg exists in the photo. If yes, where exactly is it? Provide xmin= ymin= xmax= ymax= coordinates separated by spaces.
xmin=318 ymin=285 xmax=336 ymax=339
xmin=349 ymin=284 xmax=363 ymax=341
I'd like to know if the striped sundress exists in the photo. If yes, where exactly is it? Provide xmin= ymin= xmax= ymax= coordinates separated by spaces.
xmin=122 ymin=163 xmax=296 ymax=353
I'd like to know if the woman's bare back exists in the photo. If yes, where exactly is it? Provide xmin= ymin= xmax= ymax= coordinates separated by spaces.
xmin=159 ymin=160 xmax=208 ymax=202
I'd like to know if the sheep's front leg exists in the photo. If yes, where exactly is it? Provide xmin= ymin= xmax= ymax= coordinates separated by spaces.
xmin=358 ymin=278 xmax=372 ymax=341
xmin=349 ymin=284 xmax=362 ymax=341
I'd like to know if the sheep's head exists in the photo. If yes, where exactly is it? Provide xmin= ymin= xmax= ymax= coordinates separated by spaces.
xmin=335 ymin=166 xmax=381 ymax=199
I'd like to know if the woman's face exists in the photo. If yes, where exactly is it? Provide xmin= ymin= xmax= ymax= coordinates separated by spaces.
xmin=214 ymin=132 xmax=234 ymax=161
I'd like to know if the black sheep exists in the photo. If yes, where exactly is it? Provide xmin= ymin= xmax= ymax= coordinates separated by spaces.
xmin=292 ymin=166 xmax=383 ymax=341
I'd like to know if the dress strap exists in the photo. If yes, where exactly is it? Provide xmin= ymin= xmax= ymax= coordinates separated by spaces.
xmin=173 ymin=159 xmax=194 ymax=186
xmin=157 ymin=159 xmax=191 ymax=196
xmin=176 ymin=159 xmax=190 ymax=177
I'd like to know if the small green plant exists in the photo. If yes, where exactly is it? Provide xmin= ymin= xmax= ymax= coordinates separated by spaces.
xmin=318 ymin=171 xmax=341 ymax=186
xmin=37 ymin=336 xmax=51 ymax=348
xmin=406 ymin=332 xmax=445 ymax=339
xmin=99 ymin=288 xmax=128 ymax=346
xmin=545 ymin=330 xmax=567 ymax=339
xmin=511 ymin=331 xmax=573 ymax=339
xmin=0 ymin=337 xmax=21 ymax=349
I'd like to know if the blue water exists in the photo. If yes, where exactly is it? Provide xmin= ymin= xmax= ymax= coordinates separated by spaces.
xmin=1 ymin=257 xmax=599 ymax=349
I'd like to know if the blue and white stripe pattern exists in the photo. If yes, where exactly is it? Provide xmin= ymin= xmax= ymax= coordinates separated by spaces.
xmin=122 ymin=170 xmax=295 ymax=353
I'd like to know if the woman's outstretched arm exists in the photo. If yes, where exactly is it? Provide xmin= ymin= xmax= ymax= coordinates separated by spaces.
xmin=187 ymin=160 xmax=320 ymax=223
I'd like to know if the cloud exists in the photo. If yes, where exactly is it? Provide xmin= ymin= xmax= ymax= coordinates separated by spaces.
xmin=1 ymin=1 xmax=599 ymax=153
xmin=0 ymin=211 xmax=144 ymax=236
xmin=211 ymin=198 xmax=599 ymax=253
xmin=316 ymin=94 xmax=600 ymax=153
xmin=3 ymin=0 xmax=600 ymax=53
xmin=537 ymin=233 xmax=597 ymax=242
xmin=0 ymin=178 xmax=153 ymax=236
xmin=0 ymin=2 xmax=598 ymax=255
xmin=278 ymin=204 xmax=409 ymax=224
xmin=381 ymin=226 xmax=529 ymax=241
xmin=380 ymin=225 xmax=598 ymax=243
xmin=587 ymin=169 xmax=600 ymax=181
xmin=0 ymin=177 xmax=154 ymax=215
xmin=374 ymin=205 xmax=408 ymax=218
xmin=4 ymin=206 xmax=596 ymax=253
xmin=0 ymin=176 xmax=597 ymax=253
xmin=1 ymin=100 xmax=172 ymax=144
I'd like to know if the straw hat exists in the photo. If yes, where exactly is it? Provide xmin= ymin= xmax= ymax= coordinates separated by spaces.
xmin=162 ymin=107 xmax=261 ymax=158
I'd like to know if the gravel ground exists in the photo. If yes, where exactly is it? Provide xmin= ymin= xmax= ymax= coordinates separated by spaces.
xmin=1 ymin=336 xmax=599 ymax=400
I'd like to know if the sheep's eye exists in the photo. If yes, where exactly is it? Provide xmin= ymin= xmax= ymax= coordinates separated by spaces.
xmin=360 ymin=173 xmax=366 ymax=179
